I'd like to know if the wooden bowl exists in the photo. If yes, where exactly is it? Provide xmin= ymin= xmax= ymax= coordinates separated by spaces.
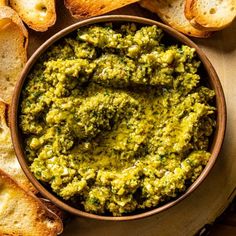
xmin=10 ymin=15 xmax=226 ymax=221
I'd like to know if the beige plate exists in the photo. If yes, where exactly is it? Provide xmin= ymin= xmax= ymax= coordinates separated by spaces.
xmin=10 ymin=14 xmax=226 ymax=224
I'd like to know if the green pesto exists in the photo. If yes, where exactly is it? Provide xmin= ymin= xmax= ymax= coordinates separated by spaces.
xmin=19 ymin=23 xmax=216 ymax=216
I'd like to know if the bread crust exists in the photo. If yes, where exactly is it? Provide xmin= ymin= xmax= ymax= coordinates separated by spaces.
xmin=185 ymin=0 xmax=194 ymax=20
xmin=64 ymin=0 xmax=139 ymax=18
xmin=184 ymin=0 xmax=211 ymax=31
xmin=0 ymin=6 xmax=27 ymax=43
xmin=0 ymin=0 xmax=7 ymax=6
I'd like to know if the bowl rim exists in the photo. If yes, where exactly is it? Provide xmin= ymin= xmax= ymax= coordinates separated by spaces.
xmin=10 ymin=15 xmax=227 ymax=221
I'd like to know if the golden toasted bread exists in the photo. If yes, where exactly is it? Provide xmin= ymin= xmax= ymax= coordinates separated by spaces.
xmin=9 ymin=0 xmax=56 ymax=31
xmin=0 ymin=101 xmax=37 ymax=193
xmin=185 ymin=0 xmax=194 ymax=21
xmin=185 ymin=0 xmax=236 ymax=31
xmin=0 ymin=6 xmax=28 ymax=104
xmin=65 ymin=0 xmax=139 ymax=18
xmin=0 ymin=0 xmax=7 ymax=6
xmin=184 ymin=0 xmax=210 ymax=31
xmin=0 ymin=169 xmax=63 ymax=236
xmin=139 ymin=0 xmax=212 ymax=38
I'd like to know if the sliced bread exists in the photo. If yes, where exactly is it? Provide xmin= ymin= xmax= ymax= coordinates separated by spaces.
xmin=139 ymin=0 xmax=212 ymax=38
xmin=9 ymin=0 xmax=56 ymax=31
xmin=185 ymin=0 xmax=236 ymax=31
xmin=0 ymin=168 xmax=63 ymax=236
xmin=0 ymin=6 xmax=28 ymax=104
xmin=0 ymin=101 xmax=37 ymax=193
xmin=64 ymin=0 xmax=139 ymax=18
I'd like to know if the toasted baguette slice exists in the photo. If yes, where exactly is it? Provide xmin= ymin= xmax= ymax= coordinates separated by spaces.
xmin=0 ymin=169 xmax=63 ymax=236
xmin=0 ymin=6 xmax=28 ymax=104
xmin=185 ymin=0 xmax=236 ymax=31
xmin=9 ymin=0 xmax=56 ymax=31
xmin=65 ymin=0 xmax=139 ymax=18
xmin=139 ymin=0 xmax=212 ymax=38
xmin=0 ymin=101 xmax=37 ymax=193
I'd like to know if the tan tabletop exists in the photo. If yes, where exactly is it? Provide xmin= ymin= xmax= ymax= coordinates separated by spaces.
xmin=28 ymin=3 xmax=236 ymax=236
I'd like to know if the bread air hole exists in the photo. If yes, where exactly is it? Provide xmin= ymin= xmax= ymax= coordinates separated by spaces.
xmin=35 ymin=3 xmax=47 ymax=15
xmin=209 ymin=8 xmax=216 ymax=14
xmin=13 ymin=220 xmax=19 ymax=225
xmin=99 ymin=4 xmax=105 ymax=10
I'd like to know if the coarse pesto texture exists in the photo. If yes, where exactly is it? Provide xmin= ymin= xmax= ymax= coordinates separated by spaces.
xmin=19 ymin=23 xmax=216 ymax=216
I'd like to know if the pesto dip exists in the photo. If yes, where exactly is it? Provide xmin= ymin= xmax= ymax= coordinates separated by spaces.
xmin=19 ymin=23 xmax=216 ymax=216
